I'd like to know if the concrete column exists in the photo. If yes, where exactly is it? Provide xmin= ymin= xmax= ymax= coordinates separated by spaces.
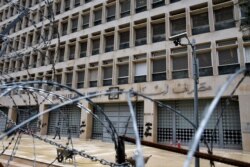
xmin=72 ymin=68 xmax=77 ymax=89
xmin=114 ymin=27 xmax=118 ymax=51
xmin=100 ymin=32 xmax=104 ymax=54
xmin=8 ymin=107 xmax=17 ymax=123
xmin=211 ymin=41 xmax=218 ymax=75
xmin=79 ymin=100 xmax=92 ymax=140
xmin=87 ymin=37 xmax=91 ymax=57
xmin=147 ymin=18 xmax=151 ymax=44
xmin=75 ymin=39 xmax=80 ymax=59
xmin=239 ymin=95 xmax=250 ymax=151
xmin=208 ymin=0 xmax=215 ymax=32
xmin=238 ymin=37 xmax=245 ymax=68
xmin=130 ymin=22 xmax=134 ymax=47
xmin=186 ymin=8 xmax=191 ymax=37
xmin=143 ymin=99 xmax=157 ymax=142
xmin=131 ymin=0 xmax=135 ymax=15
xmin=40 ymin=104 xmax=49 ymax=135
xmin=64 ymin=42 xmax=69 ymax=61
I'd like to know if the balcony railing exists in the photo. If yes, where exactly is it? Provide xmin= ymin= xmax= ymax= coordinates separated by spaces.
xmin=105 ymin=46 xmax=114 ymax=52
xmin=82 ymin=24 xmax=89 ymax=29
xmin=136 ymin=5 xmax=147 ymax=13
xmin=152 ymin=72 xmax=166 ymax=81
xmin=119 ymin=42 xmax=129 ymax=49
xmin=199 ymin=67 xmax=213 ymax=77
xmin=77 ymin=82 xmax=84 ymax=88
xmin=135 ymin=38 xmax=146 ymax=46
xmin=92 ymin=49 xmax=99 ymax=55
xmin=153 ymin=34 xmax=165 ymax=43
xmin=134 ymin=75 xmax=146 ymax=83
xmin=103 ymin=79 xmax=112 ymax=86
xmin=218 ymin=64 xmax=240 ymax=75
xmin=121 ymin=10 xmax=130 ymax=18
xmin=107 ymin=15 xmax=115 ymax=22
xmin=172 ymin=70 xmax=188 ymax=79
xmin=215 ymin=19 xmax=235 ymax=31
xmin=94 ymin=20 xmax=102 ymax=26
xmin=118 ymin=77 xmax=128 ymax=85
xmin=152 ymin=0 xmax=165 ymax=8
xmin=192 ymin=25 xmax=209 ymax=35
xmin=89 ymin=81 xmax=97 ymax=87
xmin=80 ymin=52 xmax=86 ymax=58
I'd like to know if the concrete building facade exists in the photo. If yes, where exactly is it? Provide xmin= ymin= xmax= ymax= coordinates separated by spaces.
xmin=0 ymin=0 xmax=250 ymax=151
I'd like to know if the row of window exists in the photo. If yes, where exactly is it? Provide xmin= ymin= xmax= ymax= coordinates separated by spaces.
xmin=1 ymin=39 xmax=250 ymax=89
xmin=0 ymin=0 xmax=238 ymax=44
xmin=1 ymin=3 xmax=238 ymax=56
xmin=0 ymin=0 xmax=183 ymax=23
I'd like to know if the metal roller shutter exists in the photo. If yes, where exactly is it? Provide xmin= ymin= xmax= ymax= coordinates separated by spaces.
xmin=157 ymin=98 xmax=241 ymax=149
xmin=0 ymin=107 xmax=8 ymax=132
xmin=92 ymin=103 xmax=144 ymax=141
xmin=17 ymin=106 xmax=39 ymax=132
xmin=221 ymin=99 xmax=242 ymax=149
xmin=47 ymin=105 xmax=81 ymax=137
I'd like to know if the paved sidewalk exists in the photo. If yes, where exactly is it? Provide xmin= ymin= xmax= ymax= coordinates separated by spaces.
xmin=1 ymin=135 xmax=250 ymax=167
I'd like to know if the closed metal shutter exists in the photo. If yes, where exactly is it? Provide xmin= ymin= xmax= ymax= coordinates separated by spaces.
xmin=0 ymin=107 xmax=8 ymax=132
xmin=17 ymin=106 xmax=39 ymax=132
xmin=92 ymin=103 xmax=144 ymax=141
xmin=221 ymin=99 xmax=242 ymax=149
xmin=47 ymin=105 xmax=81 ymax=137
xmin=157 ymin=98 xmax=241 ymax=148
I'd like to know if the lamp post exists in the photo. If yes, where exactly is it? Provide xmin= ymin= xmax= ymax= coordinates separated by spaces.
xmin=169 ymin=32 xmax=200 ymax=167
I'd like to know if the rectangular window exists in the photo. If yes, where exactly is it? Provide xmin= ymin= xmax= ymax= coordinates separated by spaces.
xmin=218 ymin=48 xmax=239 ymax=75
xmin=105 ymin=35 xmax=114 ymax=52
xmin=77 ymin=71 xmax=85 ymax=88
xmin=85 ymin=0 xmax=91 ymax=3
xmin=103 ymin=66 xmax=112 ymax=86
xmin=120 ymin=0 xmax=130 ymax=17
xmin=197 ymin=52 xmax=213 ymax=76
xmin=118 ymin=64 xmax=129 ymax=84
xmin=172 ymin=55 xmax=188 ymax=79
xmin=62 ymin=22 xmax=68 ymax=36
xmin=244 ymin=46 xmax=250 ymax=63
xmin=245 ymin=46 xmax=250 ymax=70
xmin=135 ymin=27 xmax=147 ymax=46
xmin=107 ymin=5 xmax=116 ymax=22
xmin=69 ymin=45 xmax=75 ymax=60
xmin=94 ymin=9 xmax=102 ymax=26
xmin=71 ymin=18 xmax=78 ymax=33
xmin=65 ymin=0 xmax=70 ymax=11
xmin=82 ymin=14 xmax=89 ymax=29
xmin=119 ymin=31 xmax=130 ymax=49
xmin=48 ymin=50 xmax=55 ymax=64
xmin=55 ymin=74 xmax=62 ymax=90
xmin=56 ymin=2 xmax=61 ymax=14
xmin=152 ymin=0 xmax=165 ymax=8
xmin=135 ymin=0 xmax=147 ymax=13
xmin=214 ymin=6 xmax=235 ymax=31
xmin=134 ymin=62 xmax=147 ymax=83
xmin=80 ymin=42 xmax=87 ymax=58
xmin=66 ymin=72 xmax=73 ymax=87
xmin=171 ymin=18 xmax=186 ymax=36
xmin=59 ymin=47 xmax=65 ymax=62
xmin=74 ymin=0 xmax=80 ymax=7
xmin=92 ymin=39 xmax=100 ymax=55
xmin=89 ymin=69 xmax=98 ymax=87
xmin=152 ymin=23 xmax=165 ymax=43
xmin=192 ymin=12 xmax=209 ymax=35
xmin=152 ymin=58 xmax=166 ymax=81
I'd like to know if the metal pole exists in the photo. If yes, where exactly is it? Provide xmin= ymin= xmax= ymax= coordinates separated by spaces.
xmin=191 ymin=39 xmax=200 ymax=167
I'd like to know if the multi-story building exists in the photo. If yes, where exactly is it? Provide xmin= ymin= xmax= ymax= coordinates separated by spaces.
xmin=0 ymin=0 xmax=250 ymax=151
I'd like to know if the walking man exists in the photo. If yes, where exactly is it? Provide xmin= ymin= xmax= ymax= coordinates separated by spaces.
xmin=53 ymin=122 xmax=61 ymax=140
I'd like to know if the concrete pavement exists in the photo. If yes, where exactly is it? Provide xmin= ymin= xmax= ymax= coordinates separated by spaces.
xmin=1 ymin=135 xmax=250 ymax=167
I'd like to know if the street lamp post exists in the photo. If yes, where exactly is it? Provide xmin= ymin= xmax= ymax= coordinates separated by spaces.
xmin=169 ymin=33 xmax=200 ymax=167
